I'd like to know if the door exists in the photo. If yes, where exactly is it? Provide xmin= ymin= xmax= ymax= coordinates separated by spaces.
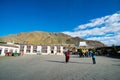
xmin=0 ymin=50 xmax=2 ymax=55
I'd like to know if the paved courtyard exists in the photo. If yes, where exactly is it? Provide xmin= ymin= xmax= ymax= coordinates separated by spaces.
xmin=0 ymin=55 xmax=120 ymax=80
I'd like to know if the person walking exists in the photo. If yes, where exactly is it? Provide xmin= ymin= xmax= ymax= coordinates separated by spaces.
xmin=88 ymin=49 xmax=96 ymax=64
xmin=65 ymin=50 xmax=70 ymax=63
xmin=91 ymin=51 xmax=96 ymax=64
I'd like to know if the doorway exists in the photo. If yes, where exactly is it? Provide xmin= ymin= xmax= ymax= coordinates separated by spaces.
xmin=0 ymin=50 xmax=2 ymax=55
xmin=51 ymin=50 xmax=54 ymax=54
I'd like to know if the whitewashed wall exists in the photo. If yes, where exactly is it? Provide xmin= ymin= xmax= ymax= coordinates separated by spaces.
xmin=0 ymin=46 xmax=19 ymax=56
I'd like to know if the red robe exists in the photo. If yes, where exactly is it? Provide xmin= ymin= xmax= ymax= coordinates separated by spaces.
xmin=65 ymin=51 xmax=70 ymax=63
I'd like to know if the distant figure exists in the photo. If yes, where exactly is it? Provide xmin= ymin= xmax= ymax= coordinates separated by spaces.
xmin=89 ymin=50 xmax=93 ymax=57
xmin=91 ymin=51 xmax=96 ymax=64
xmin=88 ymin=49 xmax=96 ymax=64
xmin=21 ymin=51 xmax=24 ymax=56
xmin=78 ymin=52 xmax=81 ymax=57
xmin=65 ymin=50 xmax=70 ymax=63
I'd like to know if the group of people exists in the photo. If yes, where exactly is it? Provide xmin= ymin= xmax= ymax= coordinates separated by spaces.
xmin=64 ymin=49 xmax=96 ymax=64
xmin=78 ymin=51 xmax=98 ymax=58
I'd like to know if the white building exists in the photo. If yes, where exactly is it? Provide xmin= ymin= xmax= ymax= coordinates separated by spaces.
xmin=79 ymin=41 xmax=88 ymax=46
xmin=0 ymin=42 xmax=64 ymax=56
xmin=0 ymin=42 xmax=20 ymax=56
xmin=19 ymin=44 xmax=63 ymax=55
xmin=78 ymin=41 xmax=94 ymax=53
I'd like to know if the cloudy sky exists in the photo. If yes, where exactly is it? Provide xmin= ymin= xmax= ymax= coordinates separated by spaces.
xmin=63 ymin=12 xmax=120 ymax=46
xmin=0 ymin=0 xmax=120 ymax=46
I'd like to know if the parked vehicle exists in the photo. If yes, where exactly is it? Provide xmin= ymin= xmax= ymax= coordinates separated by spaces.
xmin=5 ymin=52 xmax=12 ymax=56
xmin=12 ymin=52 xmax=21 ymax=56
xmin=5 ymin=52 xmax=21 ymax=56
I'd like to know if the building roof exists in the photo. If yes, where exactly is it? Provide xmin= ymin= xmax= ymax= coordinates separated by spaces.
xmin=0 ymin=44 xmax=19 ymax=48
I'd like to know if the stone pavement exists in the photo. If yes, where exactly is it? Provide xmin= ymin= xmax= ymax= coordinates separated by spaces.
xmin=0 ymin=55 xmax=120 ymax=80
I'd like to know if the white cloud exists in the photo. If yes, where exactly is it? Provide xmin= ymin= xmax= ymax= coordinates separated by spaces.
xmin=74 ymin=15 xmax=110 ymax=30
xmin=63 ymin=12 xmax=120 ymax=46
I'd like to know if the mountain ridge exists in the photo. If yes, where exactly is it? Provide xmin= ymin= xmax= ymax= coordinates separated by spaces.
xmin=0 ymin=31 xmax=105 ymax=47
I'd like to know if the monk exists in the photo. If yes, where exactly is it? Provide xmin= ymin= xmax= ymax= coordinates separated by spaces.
xmin=65 ymin=50 xmax=70 ymax=63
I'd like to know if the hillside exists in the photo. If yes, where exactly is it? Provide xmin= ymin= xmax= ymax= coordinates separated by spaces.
xmin=0 ymin=31 xmax=105 ymax=47
xmin=0 ymin=31 xmax=72 ymax=44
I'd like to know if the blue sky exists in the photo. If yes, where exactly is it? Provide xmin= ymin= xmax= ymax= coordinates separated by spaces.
xmin=0 ymin=0 xmax=120 ymax=46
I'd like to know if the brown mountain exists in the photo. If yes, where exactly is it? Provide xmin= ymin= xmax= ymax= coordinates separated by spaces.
xmin=86 ymin=40 xmax=105 ymax=47
xmin=0 ymin=31 xmax=105 ymax=47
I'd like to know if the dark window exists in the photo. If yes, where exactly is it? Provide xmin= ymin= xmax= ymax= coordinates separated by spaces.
xmin=27 ymin=45 xmax=31 ymax=49
xmin=33 ymin=45 xmax=37 ymax=49
xmin=10 ymin=49 xmax=13 ymax=53
xmin=20 ymin=45 xmax=24 ymax=50
xmin=4 ymin=48 xmax=8 ymax=53
xmin=33 ymin=50 xmax=37 ymax=53
xmin=26 ymin=50 xmax=30 ymax=53
xmin=57 ymin=46 xmax=61 ymax=53
xmin=33 ymin=45 xmax=37 ymax=53
xmin=51 ymin=46 xmax=54 ymax=50
xmin=0 ymin=48 xmax=2 ymax=55
xmin=26 ymin=45 xmax=31 ymax=53
xmin=41 ymin=45 xmax=47 ymax=53
xmin=20 ymin=50 xmax=24 ymax=52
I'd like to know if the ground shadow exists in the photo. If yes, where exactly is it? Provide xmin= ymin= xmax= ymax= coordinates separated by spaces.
xmin=70 ymin=55 xmax=80 ymax=58
xmin=111 ymin=59 xmax=120 ymax=62
xmin=70 ymin=55 xmax=91 ymax=59
xmin=107 ymin=55 xmax=120 ymax=59
xmin=112 ymin=64 xmax=120 ymax=66
xmin=46 ymin=60 xmax=65 ymax=63
xmin=67 ymin=61 xmax=92 ymax=64
xmin=46 ymin=60 xmax=92 ymax=64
